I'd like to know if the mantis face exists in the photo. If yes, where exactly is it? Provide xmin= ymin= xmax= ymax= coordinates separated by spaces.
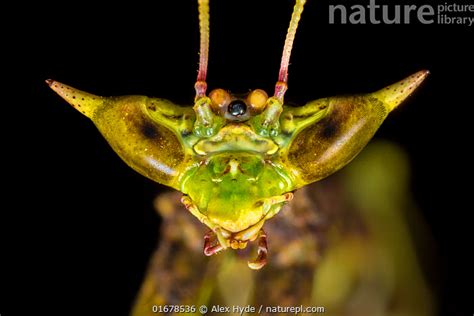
xmin=48 ymin=0 xmax=428 ymax=269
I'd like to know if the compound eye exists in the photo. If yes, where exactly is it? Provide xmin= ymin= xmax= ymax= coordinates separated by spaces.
xmin=209 ymin=88 xmax=231 ymax=115
xmin=247 ymin=89 xmax=268 ymax=113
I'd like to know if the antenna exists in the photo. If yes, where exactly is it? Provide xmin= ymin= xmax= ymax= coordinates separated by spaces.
xmin=274 ymin=0 xmax=307 ymax=101
xmin=195 ymin=0 xmax=210 ymax=99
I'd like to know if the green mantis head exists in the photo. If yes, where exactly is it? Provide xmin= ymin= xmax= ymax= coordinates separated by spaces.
xmin=47 ymin=0 xmax=428 ymax=269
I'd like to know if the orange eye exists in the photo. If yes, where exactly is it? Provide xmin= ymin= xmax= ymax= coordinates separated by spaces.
xmin=209 ymin=88 xmax=231 ymax=115
xmin=247 ymin=89 xmax=268 ymax=113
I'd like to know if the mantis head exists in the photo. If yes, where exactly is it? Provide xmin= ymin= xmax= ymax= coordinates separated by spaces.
xmin=48 ymin=0 xmax=428 ymax=269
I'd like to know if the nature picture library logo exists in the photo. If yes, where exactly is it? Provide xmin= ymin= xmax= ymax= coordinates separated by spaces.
xmin=328 ymin=0 xmax=474 ymax=26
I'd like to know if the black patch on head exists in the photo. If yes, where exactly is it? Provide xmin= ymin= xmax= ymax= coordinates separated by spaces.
xmin=181 ymin=129 xmax=192 ymax=137
xmin=141 ymin=121 xmax=159 ymax=139
xmin=228 ymin=100 xmax=247 ymax=116
xmin=321 ymin=119 xmax=339 ymax=138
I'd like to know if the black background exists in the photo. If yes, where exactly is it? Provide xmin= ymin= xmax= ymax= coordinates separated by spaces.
xmin=2 ymin=1 xmax=472 ymax=315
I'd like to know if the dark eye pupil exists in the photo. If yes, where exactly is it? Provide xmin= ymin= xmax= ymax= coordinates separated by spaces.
xmin=228 ymin=100 xmax=247 ymax=116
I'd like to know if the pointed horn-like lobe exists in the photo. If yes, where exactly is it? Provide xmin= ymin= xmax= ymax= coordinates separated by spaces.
xmin=283 ymin=70 xmax=429 ymax=188
xmin=371 ymin=69 xmax=429 ymax=112
xmin=46 ymin=79 xmax=104 ymax=118
xmin=47 ymin=80 xmax=192 ymax=190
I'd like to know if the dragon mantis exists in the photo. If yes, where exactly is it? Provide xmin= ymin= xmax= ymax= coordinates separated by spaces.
xmin=47 ymin=0 xmax=428 ymax=269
